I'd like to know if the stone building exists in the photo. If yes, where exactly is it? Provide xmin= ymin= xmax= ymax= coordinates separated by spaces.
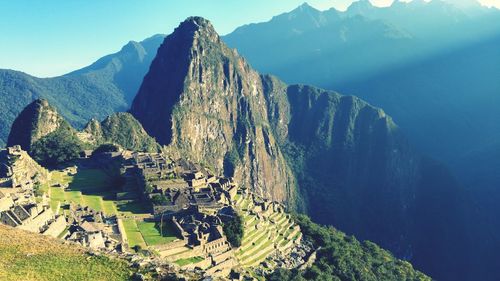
xmin=172 ymin=206 xmax=230 ymax=256
xmin=0 ymin=201 xmax=66 ymax=237
xmin=0 ymin=145 xmax=49 ymax=189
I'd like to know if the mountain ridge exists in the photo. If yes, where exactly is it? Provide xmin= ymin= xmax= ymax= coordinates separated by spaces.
xmin=130 ymin=17 xmax=465 ymax=281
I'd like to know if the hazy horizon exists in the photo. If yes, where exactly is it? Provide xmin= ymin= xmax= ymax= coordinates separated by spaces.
xmin=1 ymin=0 xmax=499 ymax=78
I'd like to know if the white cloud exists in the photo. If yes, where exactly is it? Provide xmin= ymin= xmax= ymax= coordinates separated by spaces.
xmin=480 ymin=0 xmax=500 ymax=8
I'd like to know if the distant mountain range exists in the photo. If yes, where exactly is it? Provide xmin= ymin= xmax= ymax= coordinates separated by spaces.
xmin=222 ymin=1 xmax=500 ymax=280
xmin=0 ymin=34 xmax=164 ymax=147
xmin=223 ymin=0 xmax=500 ymax=180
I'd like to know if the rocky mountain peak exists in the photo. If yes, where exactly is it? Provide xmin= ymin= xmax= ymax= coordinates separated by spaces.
xmin=7 ymin=98 xmax=71 ymax=151
xmin=347 ymin=0 xmax=376 ymax=14
xmin=294 ymin=2 xmax=319 ymax=13
xmin=174 ymin=16 xmax=220 ymax=45
xmin=131 ymin=17 xmax=296 ymax=202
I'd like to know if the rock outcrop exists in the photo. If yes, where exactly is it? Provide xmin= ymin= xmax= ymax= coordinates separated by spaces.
xmin=8 ymin=100 xmax=160 ymax=157
xmin=131 ymin=17 xmax=296 ymax=203
xmin=7 ymin=99 xmax=74 ymax=151
xmin=88 ymin=112 xmax=160 ymax=152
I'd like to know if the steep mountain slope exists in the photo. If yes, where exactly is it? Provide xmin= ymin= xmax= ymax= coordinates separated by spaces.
xmin=223 ymin=1 xmax=500 ymax=174
xmin=0 ymin=35 xmax=164 ymax=148
xmin=7 ymin=99 xmax=75 ymax=151
xmin=66 ymin=34 xmax=164 ymax=103
xmin=131 ymin=17 xmax=465 ymax=280
xmin=131 ymin=17 xmax=296 ymax=203
xmin=82 ymin=112 xmax=160 ymax=152
xmin=8 ymin=100 xmax=159 ymax=159
xmin=338 ymin=32 xmax=500 ymax=281
xmin=338 ymin=32 xmax=500 ymax=182
xmin=224 ymin=5 xmax=500 ymax=279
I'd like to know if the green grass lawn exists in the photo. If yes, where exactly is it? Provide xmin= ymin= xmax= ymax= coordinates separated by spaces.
xmin=174 ymin=256 xmax=204 ymax=266
xmin=82 ymin=195 xmax=104 ymax=212
xmin=49 ymin=187 xmax=66 ymax=211
xmin=137 ymin=221 xmax=178 ymax=246
xmin=47 ymin=168 xmax=148 ymax=216
xmin=67 ymin=169 xmax=112 ymax=192
xmin=122 ymin=219 xmax=147 ymax=249
xmin=65 ymin=191 xmax=83 ymax=205
xmin=102 ymin=200 xmax=118 ymax=216
xmin=116 ymin=201 xmax=149 ymax=216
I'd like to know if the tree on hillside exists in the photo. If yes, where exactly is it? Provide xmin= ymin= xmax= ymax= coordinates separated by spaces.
xmin=31 ymin=129 xmax=84 ymax=167
xmin=222 ymin=213 xmax=244 ymax=248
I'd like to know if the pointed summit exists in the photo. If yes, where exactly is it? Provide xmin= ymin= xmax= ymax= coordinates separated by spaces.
xmin=347 ymin=0 xmax=375 ymax=15
xmin=7 ymin=99 xmax=73 ymax=151
xmin=131 ymin=17 xmax=296 ymax=201
xmin=131 ymin=17 xmax=228 ymax=145
xmin=294 ymin=2 xmax=319 ymax=12
xmin=171 ymin=16 xmax=220 ymax=45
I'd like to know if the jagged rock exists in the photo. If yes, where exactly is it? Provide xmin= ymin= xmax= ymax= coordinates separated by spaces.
xmin=7 ymin=99 xmax=74 ymax=151
xmin=131 ymin=17 xmax=296 ymax=203
xmin=8 ymin=100 xmax=160 ymax=156
xmin=83 ymin=112 xmax=160 ymax=152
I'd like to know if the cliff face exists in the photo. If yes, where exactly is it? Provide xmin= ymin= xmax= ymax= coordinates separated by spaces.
xmin=7 ymin=99 xmax=73 ymax=151
xmin=131 ymin=17 xmax=296 ymax=202
xmin=131 ymin=17 xmax=464 ymax=268
xmin=266 ymin=84 xmax=420 ymax=252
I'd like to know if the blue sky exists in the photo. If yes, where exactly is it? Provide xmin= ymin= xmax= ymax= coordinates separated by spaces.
xmin=0 ymin=0 xmax=497 ymax=77
xmin=0 ymin=0 xmax=396 ymax=77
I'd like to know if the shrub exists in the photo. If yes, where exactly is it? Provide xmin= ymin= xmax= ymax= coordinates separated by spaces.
xmin=92 ymin=143 xmax=121 ymax=156
xmin=31 ymin=129 xmax=84 ymax=168
xmin=150 ymin=194 xmax=168 ymax=206
xmin=222 ymin=213 xmax=244 ymax=247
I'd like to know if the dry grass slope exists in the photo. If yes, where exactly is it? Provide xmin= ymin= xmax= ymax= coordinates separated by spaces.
xmin=0 ymin=224 xmax=134 ymax=281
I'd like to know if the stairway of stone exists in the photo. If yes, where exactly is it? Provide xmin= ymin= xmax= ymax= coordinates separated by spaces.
xmin=233 ymin=193 xmax=302 ymax=267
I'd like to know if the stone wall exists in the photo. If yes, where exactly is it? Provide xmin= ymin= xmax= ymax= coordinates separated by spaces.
xmin=18 ymin=208 xmax=53 ymax=233
xmin=0 ymin=197 xmax=14 ymax=212
xmin=153 ymin=239 xmax=185 ymax=252
xmin=204 ymin=237 xmax=228 ymax=255
xmin=212 ymin=249 xmax=234 ymax=264
xmin=43 ymin=215 xmax=66 ymax=238
xmin=116 ymin=218 xmax=128 ymax=247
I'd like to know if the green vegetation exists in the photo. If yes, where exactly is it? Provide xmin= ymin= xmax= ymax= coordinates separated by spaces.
xmin=31 ymin=129 xmax=85 ymax=167
xmin=266 ymin=215 xmax=430 ymax=281
xmin=150 ymin=194 xmax=168 ymax=205
xmin=46 ymin=169 xmax=116 ymax=213
xmin=116 ymin=201 xmax=149 ymax=216
xmin=92 ymin=143 xmax=121 ymax=155
xmin=174 ymin=256 xmax=204 ymax=267
xmin=137 ymin=221 xmax=178 ymax=246
xmin=223 ymin=146 xmax=241 ymax=177
xmin=0 ymin=224 xmax=134 ymax=281
xmin=99 ymin=112 xmax=160 ymax=153
xmin=222 ymin=213 xmax=244 ymax=247
xmin=122 ymin=218 xmax=147 ymax=249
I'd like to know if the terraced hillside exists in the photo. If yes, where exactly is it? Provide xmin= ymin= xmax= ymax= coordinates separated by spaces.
xmin=234 ymin=193 xmax=302 ymax=267
xmin=39 ymin=166 xmax=160 ymax=249
xmin=0 ymin=224 xmax=134 ymax=281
